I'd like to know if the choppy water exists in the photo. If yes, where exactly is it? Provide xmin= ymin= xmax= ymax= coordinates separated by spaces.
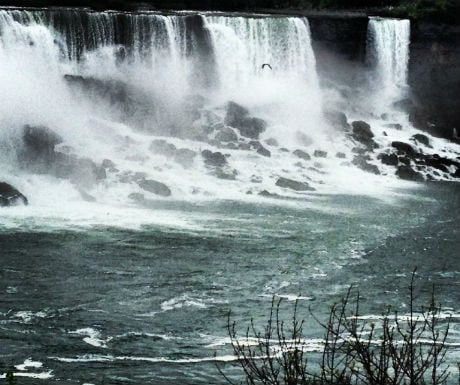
xmin=1 ymin=183 xmax=459 ymax=384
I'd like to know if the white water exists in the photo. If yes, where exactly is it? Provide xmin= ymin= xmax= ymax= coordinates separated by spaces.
xmin=0 ymin=10 xmax=457 ymax=228
xmin=367 ymin=17 xmax=410 ymax=111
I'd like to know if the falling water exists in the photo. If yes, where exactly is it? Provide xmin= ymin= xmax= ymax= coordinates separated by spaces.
xmin=367 ymin=17 xmax=410 ymax=108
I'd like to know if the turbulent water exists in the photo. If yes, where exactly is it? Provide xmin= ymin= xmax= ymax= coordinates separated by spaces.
xmin=0 ymin=7 xmax=459 ymax=385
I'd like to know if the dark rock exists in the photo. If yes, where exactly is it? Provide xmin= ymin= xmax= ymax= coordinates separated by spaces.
xmin=149 ymin=139 xmax=177 ymax=157
xmin=352 ymin=147 xmax=367 ymax=155
xmin=128 ymin=192 xmax=145 ymax=202
xmin=335 ymin=152 xmax=346 ymax=159
xmin=138 ymin=179 xmax=171 ymax=197
xmin=453 ymin=168 xmax=460 ymax=178
xmin=314 ymin=150 xmax=327 ymax=158
xmin=102 ymin=159 xmax=116 ymax=169
xmin=378 ymin=153 xmax=398 ymax=166
xmin=423 ymin=156 xmax=450 ymax=173
xmin=201 ymin=150 xmax=227 ymax=167
xmin=224 ymin=102 xmax=267 ymax=139
xmin=174 ymin=148 xmax=196 ymax=168
xmin=352 ymin=156 xmax=380 ymax=175
xmin=398 ymin=156 xmax=411 ymax=166
xmin=391 ymin=141 xmax=418 ymax=158
xmin=293 ymin=149 xmax=311 ymax=161
xmin=279 ymin=148 xmax=290 ymax=153
xmin=257 ymin=145 xmax=271 ymax=157
xmin=324 ymin=109 xmax=348 ymax=129
xmin=259 ymin=190 xmax=274 ymax=197
xmin=351 ymin=120 xmax=374 ymax=141
xmin=0 ymin=182 xmax=28 ymax=207
xmin=21 ymin=125 xmax=63 ymax=169
xmin=411 ymin=133 xmax=430 ymax=147
xmin=275 ymin=177 xmax=315 ymax=191
xmin=396 ymin=165 xmax=424 ymax=182
xmin=215 ymin=126 xmax=238 ymax=143
xmin=215 ymin=169 xmax=237 ymax=180
xmin=265 ymin=138 xmax=279 ymax=147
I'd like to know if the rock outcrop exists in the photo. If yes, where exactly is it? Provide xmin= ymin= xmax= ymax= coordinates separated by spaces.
xmin=0 ymin=182 xmax=28 ymax=207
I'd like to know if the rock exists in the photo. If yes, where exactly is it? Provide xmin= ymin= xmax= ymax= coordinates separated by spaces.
xmin=351 ymin=120 xmax=374 ymax=141
xmin=378 ymin=153 xmax=398 ymax=166
xmin=335 ymin=152 xmax=346 ymax=159
xmin=411 ymin=133 xmax=430 ymax=147
xmin=21 ymin=125 xmax=63 ymax=170
xmin=102 ymin=159 xmax=116 ymax=169
xmin=257 ymin=145 xmax=271 ymax=157
xmin=224 ymin=102 xmax=266 ymax=139
xmin=275 ymin=177 xmax=315 ymax=191
xmin=396 ymin=165 xmax=424 ymax=182
xmin=352 ymin=156 xmax=380 ymax=175
xmin=398 ymin=156 xmax=411 ymax=166
xmin=201 ymin=150 xmax=227 ymax=167
xmin=314 ymin=150 xmax=327 ymax=158
xmin=215 ymin=127 xmax=238 ymax=143
xmin=391 ymin=141 xmax=418 ymax=158
xmin=0 ymin=182 xmax=28 ymax=207
xmin=128 ymin=192 xmax=145 ymax=202
xmin=265 ymin=138 xmax=279 ymax=147
xmin=149 ymin=139 xmax=177 ymax=157
xmin=293 ymin=149 xmax=311 ymax=161
xmin=423 ymin=156 xmax=451 ymax=173
xmin=174 ymin=148 xmax=197 ymax=168
xmin=324 ymin=110 xmax=348 ymax=129
xmin=138 ymin=179 xmax=171 ymax=197
xmin=215 ymin=169 xmax=237 ymax=180
xmin=259 ymin=190 xmax=274 ymax=197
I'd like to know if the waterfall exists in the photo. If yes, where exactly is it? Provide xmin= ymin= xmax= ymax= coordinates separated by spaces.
xmin=367 ymin=17 xmax=410 ymax=108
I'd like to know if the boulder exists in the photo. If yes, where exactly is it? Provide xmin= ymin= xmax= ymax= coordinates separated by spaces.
xmin=391 ymin=141 xmax=418 ymax=158
xmin=351 ymin=121 xmax=374 ymax=144
xmin=21 ymin=125 xmax=63 ymax=169
xmin=257 ymin=145 xmax=271 ymax=157
xmin=324 ymin=110 xmax=349 ymax=129
xmin=352 ymin=156 xmax=380 ymax=175
xmin=201 ymin=150 xmax=227 ymax=167
xmin=396 ymin=165 xmax=424 ymax=182
xmin=138 ymin=179 xmax=171 ymax=197
xmin=265 ymin=138 xmax=279 ymax=147
xmin=174 ymin=148 xmax=197 ymax=168
xmin=224 ymin=101 xmax=266 ymax=139
xmin=314 ymin=150 xmax=327 ymax=158
xmin=293 ymin=149 xmax=311 ymax=161
xmin=215 ymin=127 xmax=238 ymax=143
xmin=0 ymin=182 xmax=28 ymax=206
xmin=378 ymin=153 xmax=398 ymax=166
xmin=149 ymin=139 xmax=177 ymax=157
xmin=411 ymin=133 xmax=430 ymax=147
xmin=384 ymin=123 xmax=403 ymax=130
xmin=275 ymin=177 xmax=315 ymax=191
xmin=335 ymin=152 xmax=346 ymax=159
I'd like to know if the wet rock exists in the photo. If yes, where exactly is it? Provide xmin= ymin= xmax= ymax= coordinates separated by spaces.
xmin=313 ymin=150 xmax=327 ymax=158
xmin=391 ymin=141 xmax=418 ymax=158
xmin=279 ymin=148 xmax=290 ymax=153
xmin=352 ymin=156 xmax=380 ymax=175
xmin=0 ymin=182 xmax=28 ymax=207
xmin=128 ymin=192 xmax=145 ymax=202
xmin=335 ymin=152 xmax=346 ymax=159
xmin=138 ymin=179 xmax=171 ymax=197
xmin=20 ymin=125 xmax=63 ymax=170
xmin=351 ymin=121 xmax=374 ymax=145
xmin=275 ymin=177 xmax=315 ymax=191
xmin=265 ymin=138 xmax=279 ymax=147
xmin=224 ymin=101 xmax=266 ymax=139
xmin=259 ymin=190 xmax=275 ymax=197
xmin=102 ymin=159 xmax=116 ymax=169
xmin=174 ymin=148 xmax=197 ymax=168
xmin=215 ymin=169 xmax=237 ymax=180
xmin=257 ymin=145 xmax=271 ymax=157
xmin=398 ymin=156 xmax=411 ymax=166
xmin=396 ymin=165 xmax=424 ymax=182
xmin=293 ymin=149 xmax=311 ymax=161
xmin=201 ymin=149 xmax=227 ymax=167
xmin=411 ymin=133 xmax=430 ymax=147
xmin=324 ymin=109 xmax=349 ymax=129
xmin=378 ymin=153 xmax=398 ymax=166
xmin=149 ymin=139 xmax=177 ymax=157
xmin=215 ymin=126 xmax=238 ymax=143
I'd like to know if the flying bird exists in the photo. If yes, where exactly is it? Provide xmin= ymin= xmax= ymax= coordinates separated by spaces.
xmin=261 ymin=63 xmax=272 ymax=70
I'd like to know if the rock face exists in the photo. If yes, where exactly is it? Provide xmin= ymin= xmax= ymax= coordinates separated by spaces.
xmin=396 ymin=165 xmax=424 ymax=182
xmin=224 ymin=101 xmax=267 ymax=139
xmin=275 ymin=177 xmax=315 ymax=191
xmin=0 ymin=182 xmax=28 ymax=206
xmin=21 ymin=125 xmax=63 ymax=169
xmin=351 ymin=121 xmax=377 ymax=149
